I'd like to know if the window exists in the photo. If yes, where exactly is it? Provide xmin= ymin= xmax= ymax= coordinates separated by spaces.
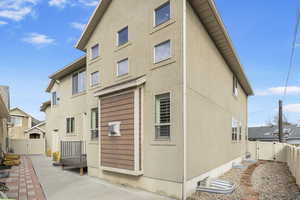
xmin=91 ymin=44 xmax=99 ymax=59
xmin=72 ymin=71 xmax=86 ymax=94
xmin=52 ymin=91 xmax=58 ymax=105
xmin=117 ymin=58 xmax=129 ymax=76
xmin=91 ymin=71 xmax=99 ymax=86
xmin=154 ymin=40 xmax=171 ymax=63
xmin=233 ymin=76 xmax=238 ymax=96
xmin=91 ymin=108 xmax=99 ymax=140
xmin=155 ymin=93 xmax=170 ymax=140
xmin=155 ymin=1 xmax=170 ymax=26
xmin=239 ymin=125 xmax=242 ymax=141
xmin=66 ymin=117 xmax=75 ymax=134
xmin=11 ymin=116 xmax=22 ymax=127
xmin=117 ymin=27 xmax=128 ymax=46
xmin=232 ymin=119 xmax=238 ymax=141
xmin=108 ymin=122 xmax=121 ymax=136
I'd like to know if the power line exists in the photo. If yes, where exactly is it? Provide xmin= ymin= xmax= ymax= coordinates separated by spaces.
xmin=283 ymin=2 xmax=300 ymax=99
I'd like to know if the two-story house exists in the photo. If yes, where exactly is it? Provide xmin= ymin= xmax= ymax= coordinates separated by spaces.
xmin=9 ymin=108 xmax=42 ymax=139
xmin=43 ymin=0 xmax=253 ymax=199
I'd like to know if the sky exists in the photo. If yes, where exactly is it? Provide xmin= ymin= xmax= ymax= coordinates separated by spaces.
xmin=0 ymin=0 xmax=300 ymax=126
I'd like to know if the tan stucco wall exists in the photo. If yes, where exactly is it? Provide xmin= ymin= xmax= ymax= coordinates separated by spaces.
xmin=84 ymin=0 xmax=184 ymax=184
xmin=186 ymin=2 xmax=248 ymax=180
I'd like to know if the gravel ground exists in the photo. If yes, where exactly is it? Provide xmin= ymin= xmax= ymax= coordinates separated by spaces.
xmin=252 ymin=161 xmax=300 ymax=200
xmin=188 ymin=161 xmax=300 ymax=200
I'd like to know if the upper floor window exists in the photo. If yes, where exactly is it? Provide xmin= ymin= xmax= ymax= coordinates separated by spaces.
xmin=91 ymin=71 xmax=99 ymax=86
xmin=117 ymin=58 xmax=129 ymax=76
xmin=52 ymin=91 xmax=58 ymax=105
xmin=72 ymin=71 xmax=86 ymax=94
xmin=154 ymin=40 xmax=171 ymax=63
xmin=11 ymin=116 xmax=22 ymax=127
xmin=155 ymin=1 xmax=170 ymax=26
xmin=117 ymin=27 xmax=128 ymax=46
xmin=233 ymin=76 xmax=238 ymax=96
xmin=66 ymin=117 xmax=75 ymax=134
xmin=91 ymin=108 xmax=99 ymax=141
xmin=155 ymin=93 xmax=171 ymax=140
xmin=91 ymin=44 xmax=99 ymax=59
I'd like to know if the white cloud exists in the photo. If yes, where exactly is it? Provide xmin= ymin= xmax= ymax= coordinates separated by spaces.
xmin=283 ymin=104 xmax=300 ymax=113
xmin=22 ymin=33 xmax=55 ymax=45
xmin=78 ymin=0 xmax=98 ymax=7
xmin=70 ymin=22 xmax=85 ymax=31
xmin=256 ymin=86 xmax=300 ymax=96
xmin=48 ymin=0 xmax=68 ymax=8
xmin=0 ymin=0 xmax=38 ymax=21
xmin=0 ymin=21 xmax=8 ymax=25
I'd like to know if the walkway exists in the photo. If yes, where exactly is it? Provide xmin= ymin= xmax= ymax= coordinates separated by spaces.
xmin=30 ymin=155 xmax=173 ymax=200
xmin=0 ymin=156 xmax=45 ymax=200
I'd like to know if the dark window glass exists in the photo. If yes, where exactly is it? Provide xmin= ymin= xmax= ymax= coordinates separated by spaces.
xmin=118 ymin=27 xmax=128 ymax=46
xmin=155 ymin=2 xmax=170 ymax=26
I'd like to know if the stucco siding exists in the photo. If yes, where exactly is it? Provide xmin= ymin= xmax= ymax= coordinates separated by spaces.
xmin=186 ymin=2 xmax=248 ymax=180
xmin=85 ymin=0 xmax=184 ymax=183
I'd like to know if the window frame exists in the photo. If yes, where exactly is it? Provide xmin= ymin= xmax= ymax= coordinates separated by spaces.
xmin=155 ymin=92 xmax=171 ymax=140
xmin=108 ymin=121 xmax=121 ymax=137
xmin=66 ymin=117 xmax=75 ymax=134
xmin=72 ymin=70 xmax=86 ymax=95
xmin=91 ymin=44 xmax=100 ymax=60
xmin=116 ymin=58 xmax=129 ymax=77
xmin=154 ymin=1 xmax=171 ymax=27
xmin=11 ymin=116 xmax=22 ymax=127
xmin=90 ymin=71 xmax=100 ymax=87
xmin=52 ymin=91 xmax=58 ymax=106
xmin=154 ymin=40 xmax=171 ymax=63
xmin=90 ymin=108 xmax=99 ymax=141
xmin=233 ymin=76 xmax=238 ymax=96
xmin=117 ymin=26 xmax=128 ymax=46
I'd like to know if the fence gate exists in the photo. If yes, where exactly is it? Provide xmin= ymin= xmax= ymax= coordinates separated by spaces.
xmin=9 ymin=139 xmax=45 ymax=155
xmin=248 ymin=141 xmax=286 ymax=162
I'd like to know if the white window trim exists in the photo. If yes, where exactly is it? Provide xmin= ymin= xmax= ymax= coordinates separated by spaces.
xmin=116 ymin=26 xmax=128 ymax=47
xmin=90 ymin=71 xmax=100 ymax=87
xmin=91 ymin=44 xmax=100 ymax=60
xmin=154 ymin=92 xmax=171 ymax=140
xmin=66 ymin=117 xmax=75 ymax=134
xmin=116 ymin=58 xmax=129 ymax=77
xmin=153 ymin=1 xmax=171 ymax=27
xmin=154 ymin=40 xmax=172 ymax=64
xmin=108 ymin=121 xmax=121 ymax=136
xmin=72 ymin=70 xmax=86 ymax=95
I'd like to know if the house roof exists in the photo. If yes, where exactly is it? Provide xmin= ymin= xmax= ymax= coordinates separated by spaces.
xmin=10 ymin=107 xmax=41 ymax=125
xmin=75 ymin=0 xmax=253 ymax=96
xmin=40 ymin=101 xmax=51 ymax=112
xmin=45 ymin=79 xmax=56 ymax=93
xmin=25 ymin=122 xmax=46 ymax=133
xmin=49 ymin=56 xmax=86 ymax=80
xmin=248 ymin=125 xmax=300 ymax=141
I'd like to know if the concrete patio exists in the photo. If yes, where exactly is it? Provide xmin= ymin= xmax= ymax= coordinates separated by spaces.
xmin=30 ymin=155 xmax=173 ymax=200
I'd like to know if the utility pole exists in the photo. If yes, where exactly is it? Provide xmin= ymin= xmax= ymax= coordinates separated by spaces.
xmin=278 ymin=100 xmax=283 ymax=143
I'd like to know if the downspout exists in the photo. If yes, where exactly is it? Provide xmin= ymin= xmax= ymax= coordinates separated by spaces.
xmin=182 ymin=0 xmax=187 ymax=199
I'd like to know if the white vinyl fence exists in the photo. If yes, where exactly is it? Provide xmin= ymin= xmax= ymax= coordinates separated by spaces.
xmin=248 ymin=141 xmax=286 ymax=162
xmin=9 ymin=139 xmax=45 ymax=155
xmin=286 ymin=145 xmax=300 ymax=187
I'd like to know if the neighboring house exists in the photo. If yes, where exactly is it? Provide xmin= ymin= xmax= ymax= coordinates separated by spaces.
xmin=0 ymin=86 xmax=10 ymax=152
xmin=248 ymin=125 xmax=300 ymax=145
xmin=42 ymin=0 xmax=253 ymax=199
xmin=9 ymin=108 xmax=41 ymax=139
xmin=24 ymin=122 xmax=46 ymax=139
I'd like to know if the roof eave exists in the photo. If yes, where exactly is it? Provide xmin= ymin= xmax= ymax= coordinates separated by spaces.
xmin=189 ymin=0 xmax=254 ymax=96
xmin=75 ymin=0 xmax=111 ymax=51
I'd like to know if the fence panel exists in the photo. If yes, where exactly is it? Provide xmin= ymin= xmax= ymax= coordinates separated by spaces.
xmin=10 ymin=139 xmax=45 ymax=155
